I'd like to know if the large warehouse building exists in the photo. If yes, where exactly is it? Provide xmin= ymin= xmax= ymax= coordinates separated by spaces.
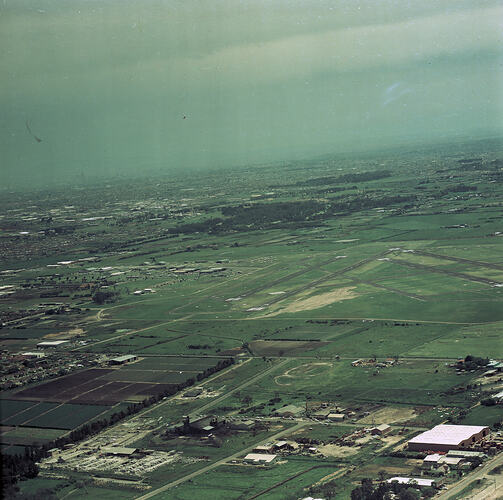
xmin=408 ymin=425 xmax=489 ymax=452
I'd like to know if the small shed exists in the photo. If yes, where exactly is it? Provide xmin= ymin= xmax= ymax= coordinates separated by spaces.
xmin=371 ymin=424 xmax=391 ymax=436
xmin=328 ymin=413 xmax=346 ymax=421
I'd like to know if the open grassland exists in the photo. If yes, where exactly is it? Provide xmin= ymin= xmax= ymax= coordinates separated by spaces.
xmin=234 ymin=359 xmax=476 ymax=408
xmin=1 ymin=141 xmax=502 ymax=498
xmin=1 ymin=426 xmax=66 ymax=446
xmin=160 ymin=459 xmax=338 ymax=500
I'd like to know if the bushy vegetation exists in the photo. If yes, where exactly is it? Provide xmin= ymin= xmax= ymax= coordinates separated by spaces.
xmin=296 ymin=169 xmax=391 ymax=186
xmin=91 ymin=290 xmax=119 ymax=304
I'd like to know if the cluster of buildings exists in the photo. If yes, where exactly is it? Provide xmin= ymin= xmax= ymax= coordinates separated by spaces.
xmin=43 ymin=445 xmax=180 ymax=476
xmin=244 ymin=440 xmax=319 ymax=465
xmin=407 ymin=424 xmax=490 ymax=452
xmin=167 ymin=414 xmax=257 ymax=437
xmin=0 ymin=350 xmax=102 ymax=390
xmin=351 ymin=358 xmax=398 ymax=368
xmin=389 ymin=424 xmax=497 ymax=489
xmin=273 ymin=402 xmax=353 ymax=422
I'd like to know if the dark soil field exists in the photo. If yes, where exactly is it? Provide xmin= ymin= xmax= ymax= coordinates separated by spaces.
xmin=70 ymin=381 xmax=178 ymax=405
xmin=126 ymin=356 xmax=224 ymax=371
xmin=103 ymin=368 xmax=200 ymax=383
xmin=12 ymin=369 xmax=113 ymax=400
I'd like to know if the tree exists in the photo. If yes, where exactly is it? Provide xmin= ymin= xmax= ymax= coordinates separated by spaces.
xmin=350 ymin=487 xmax=365 ymax=500
xmin=242 ymin=395 xmax=252 ymax=405
xmin=481 ymin=398 xmax=496 ymax=406
xmin=422 ymin=486 xmax=436 ymax=498
xmin=361 ymin=478 xmax=374 ymax=498
xmin=91 ymin=290 xmax=117 ymax=304
xmin=398 ymin=488 xmax=420 ymax=500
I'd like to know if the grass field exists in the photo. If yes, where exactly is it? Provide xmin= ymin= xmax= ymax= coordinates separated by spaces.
xmin=1 ymin=141 xmax=502 ymax=498
xmin=1 ymin=426 xmax=66 ymax=445
xmin=160 ymin=459 xmax=339 ymax=500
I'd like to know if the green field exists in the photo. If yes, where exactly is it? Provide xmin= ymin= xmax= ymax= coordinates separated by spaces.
xmin=24 ymin=403 xmax=113 ymax=430
xmin=1 ymin=140 xmax=502 ymax=498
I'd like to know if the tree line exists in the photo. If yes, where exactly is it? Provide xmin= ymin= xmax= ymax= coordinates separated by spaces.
xmin=296 ymin=169 xmax=391 ymax=187
xmin=1 ymin=358 xmax=234 ymax=498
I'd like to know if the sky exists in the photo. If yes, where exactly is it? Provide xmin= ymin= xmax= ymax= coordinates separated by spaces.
xmin=1 ymin=0 xmax=502 ymax=188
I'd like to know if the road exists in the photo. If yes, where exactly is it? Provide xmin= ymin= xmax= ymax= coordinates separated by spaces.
xmin=253 ymin=250 xmax=393 ymax=310
xmin=186 ymin=359 xmax=290 ymax=420
xmin=389 ymin=259 xmax=501 ymax=287
xmin=135 ymin=422 xmax=305 ymax=500
xmin=412 ymin=249 xmax=503 ymax=271
xmin=132 ymin=358 xmax=289 ymax=435
xmin=437 ymin=452 xmax=503 ymax=499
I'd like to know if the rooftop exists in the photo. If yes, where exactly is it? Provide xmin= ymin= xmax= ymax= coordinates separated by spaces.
xmin=111 ymin=354 xmax=137 ymax=362
xmin=387 ymin=477 xmax=435 ymax=487
xmin=274 ymin=404 xmax=304 ymax=415
xmin=374 ymin=424 xmax=391 ymax=431
xmin=37 ymin=340 xmax=69 ymax=346
xmin=409 ymin=425 xmax=488 ymax=446
xmin=244 ymin=453 xmax=277 ymax=463
xmin=101 ymin=447 xmax=138 ymax=455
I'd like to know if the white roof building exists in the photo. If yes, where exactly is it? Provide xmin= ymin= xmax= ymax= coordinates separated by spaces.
xmin=244 ymin=453 xmax=277 ymax=463
xmin=37 ymin=340 xmax=69 ymax=348
xmin=493 ymin=390 xmax=503 ymax=401
xmin=423 ymin=453 xmax=442 ymax=464
xmin=387 ymin=477 xmax=436 ymax=487
xmin=408 ymin=424 xmax=489 ymax=451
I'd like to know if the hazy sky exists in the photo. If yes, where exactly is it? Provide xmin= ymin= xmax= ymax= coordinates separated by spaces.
xmin=1 ymin=0 xmax=502 ymax=187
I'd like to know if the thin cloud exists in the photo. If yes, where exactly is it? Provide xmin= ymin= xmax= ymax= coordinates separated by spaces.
xmin=165 ymin=6 xmax=501 ymax=86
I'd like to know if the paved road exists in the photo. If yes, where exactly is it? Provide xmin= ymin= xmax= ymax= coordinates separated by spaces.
xmin=348 ymin=277 xmax=427 ymax=301
xmin=437 ymin=452 xmax=503 ymax=499
xmin=412 ymin=249 xmax=503 ymax=271
xmin=134 ymin=358 xmax=289 ymax=434
xmin=186 ymin=359 xmax=290 ymax=421
xmin=389 ymin=259 xmax=501 ymax=286
xmin=253 ymin=250 xmax=392 ymax=310
xmin=135 ymin=422 xmax=305 ymax=500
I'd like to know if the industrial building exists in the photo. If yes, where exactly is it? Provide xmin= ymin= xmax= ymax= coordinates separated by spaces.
xmin=408 ymin=425 xmax=489 ymax=452
xmin=493 ymin=390 xmax=503 ymax=403
xmin=244 ymin=453 xmax=277 ymax=464
xmin=273 ymin=404 xmax=304 ymax=418
xmin=328 ymin=413 xmax=346 ymax=421
xmin=229 ymin=420 xmax=255 ymax=431
xmin=312 ymin=409 xmax=331 ymax=419
xmin=37 ymin=340 xmax=69 ymax=349
xmin=110 ymin=354 xmax=138 ymax=365
xmin=101 ymin=447 xmax=140 ymax=456
xmin=18 ymin=351 xmax=46 ymax=359
xmin=422 ymin=454 xmax=467 ymax=470
xmin=387 ymin=477 xmax=439 ymax=489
